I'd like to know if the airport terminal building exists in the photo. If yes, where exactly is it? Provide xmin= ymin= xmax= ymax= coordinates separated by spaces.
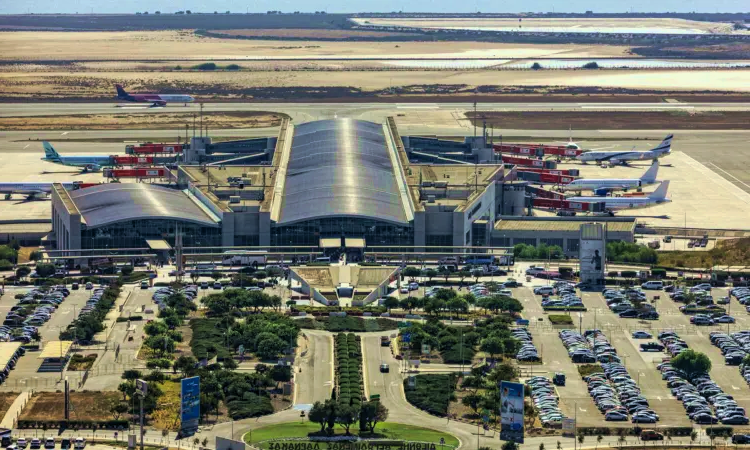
xmin=51 ymin=118 xmax=632 ymax=256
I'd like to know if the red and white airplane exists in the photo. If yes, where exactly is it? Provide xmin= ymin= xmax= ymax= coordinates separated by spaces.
xmin=115 ymin=84 xmax=194 ymax=107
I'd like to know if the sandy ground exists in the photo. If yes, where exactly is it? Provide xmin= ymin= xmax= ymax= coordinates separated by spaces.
xmin=1 ymin=69 xmax=748 ymax=99
xmin=0 ymin=111 xmax=284 ymax=130
xmin=0 ymin=30 xmax=634 ymax=61
xmin=353 ymin=17 xmax=741 ymax=34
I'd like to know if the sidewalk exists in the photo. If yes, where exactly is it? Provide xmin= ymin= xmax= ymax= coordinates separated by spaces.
xmin=0 ymin=391 xmax=31 ymax=429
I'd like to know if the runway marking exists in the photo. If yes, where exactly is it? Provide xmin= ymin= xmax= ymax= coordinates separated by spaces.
xmin=657 ymin=397 xmax=662 ymax=401
xmin=579 ymin=407 xmax=587 ymax=412
xmin=581 ymin=105 xmax=695 ymax=110
xmin=60 ymin=132 xmax=68 ymax=136
xmin=396 ymin=106 xmax=437 ymax=109
xmin=23 ymin=144 xmax=28 ymax=149
xmin=705 ymin=162 xmax=750 ymax=191
xmin=732 ymin=385 xmax=740 ymax=390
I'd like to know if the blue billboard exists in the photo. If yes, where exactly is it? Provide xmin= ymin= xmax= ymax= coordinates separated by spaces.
xmin=500 ymin=381 xmax=524 ymax=444
xmin=181 ymin=376 xmax=200 ymax=431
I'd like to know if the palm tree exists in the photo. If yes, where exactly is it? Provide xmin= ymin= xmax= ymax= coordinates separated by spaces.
xmin=690 ymin=430 xmax=697 ymax=449
xmin=618 ymin=434 xmax=626 ymax=448
xmin=557 ymin=441 xmax=562 ymax=450
xmin=596 ymin=435 xmax=603 ymax=449
xmin=539 ymin=444 xmax=545 ymax=450
xmin=578 ymin=434 xmax=585 ymax=448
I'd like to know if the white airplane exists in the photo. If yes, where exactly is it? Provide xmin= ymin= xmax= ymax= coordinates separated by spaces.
xmin=567 ymin=180 xmax=671 ymax=214
xmin=561 ymin=161 xmax=660 ymax=193
xmin=0 ymin=182 xmax=79 ymax=200
xmin=577 ymin=134 xmax=673 ymax=165
xmin=555 ymin=126 xmax=615 ymax=152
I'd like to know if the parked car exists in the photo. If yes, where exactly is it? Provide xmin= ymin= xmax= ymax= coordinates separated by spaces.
xmin=640 ymin=430 xmax=664 ymax=441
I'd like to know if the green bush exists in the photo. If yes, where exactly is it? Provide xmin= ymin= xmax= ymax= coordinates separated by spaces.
xmin=0 ymin=259 xmax=13 ymax=271
xmin=120 ymin=265 xmax=134 ymax=276
xmin=543 ymin=306 xmax=586 ymax=311
xmin=621 ymin=270 xmax=638 ymax=278
xmin=548 ymin=314 xmax=574 ymax=325
xmin=194 ymin=62 xmax=217 ymax=71
xmin=651 ymin=268 xmax=667 ymax=278
xmin=404 ymin=374 xmax=457 ymax=416
xmin=606 ymin=241 xmax=657 ymax=264
xmin=578 ymin=364 xmax=604 ymax=378
xmin=226 ymin=64 xmax=241 ymax=70
xmin=116 ymin=315 xmax=143 ymax=322
xmin=582 ymin=61 xmax=599 ymax=69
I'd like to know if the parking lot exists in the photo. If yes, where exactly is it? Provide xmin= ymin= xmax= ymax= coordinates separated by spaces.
xmin=516 ymin=279 xmax=750 ymax=428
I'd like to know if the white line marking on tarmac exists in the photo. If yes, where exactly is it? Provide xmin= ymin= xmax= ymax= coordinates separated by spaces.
xmin=23 ymin=144 xmax=29 ymax=149
xmin=60 ymin=132 xmax=68 ymax=135
xmin=581 ymin=105 xmax=695 ymax=110
xmin=657 ymin=397 xmax=662 ymax=401
xmin=733 ymin=385 xmax=740 ymax=390
xmin=706 ymin=162 xmax=750 ymax=191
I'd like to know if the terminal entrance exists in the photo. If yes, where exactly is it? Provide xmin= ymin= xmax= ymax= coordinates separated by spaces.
xmin=318 ymin=237 xmax=365 ymax=264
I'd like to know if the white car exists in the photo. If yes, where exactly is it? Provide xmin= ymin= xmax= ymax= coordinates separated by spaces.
xmin=526 ymin=266 xmax=546 ymax=276
xmin=408 ymin=282 xmax=419 ymax=291
xmin=533 ymin=286 xmax=555 ymax=296
xmin=399 ymin=286 xmax=409 ymax=294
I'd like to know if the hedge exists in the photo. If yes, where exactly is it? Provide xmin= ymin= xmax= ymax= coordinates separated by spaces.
xmin=334 ymin=332 xmax=364 ymax=405
xmin=297 ymin=316 xmax=399 ymax=332
xmin=116 ymin=315 xmax=143 ymax=322
xmin=17 ymin=419 xmax=129 ymax=430
xmin=543 ymin=306 xmax=587 ymax=312
xmin=403 ymin=374 xmax=458 ymax=416
xmin=548 ymin=314 xmax=574 ymax=325
xmin=578 ymin=364 xmax=604 ymax=378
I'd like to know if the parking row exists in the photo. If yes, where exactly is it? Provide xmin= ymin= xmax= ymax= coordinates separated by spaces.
xmin=535 ymin=281 xmax=583 ymax=309
xmin=731 ymin=287 xmax=750 ymax=307
xmin=603 ymin=287 xmax=659 ymax=320
xmin=511 ymin=328 xmax=540 ymax=362
xmin=709 ymin=331 xmax=750 ymax=365
xmin=527 ymin=376 xmax=563 ymax=427
xmin=3 ymin=285 xmax=72 ymax=343
xmin=583 ymin=330 xmax=657 ymax=423
xmin=559 ymin=329 xmax=596 ymax=363
xmin=657 ymin=331 xmax=748 ymax=425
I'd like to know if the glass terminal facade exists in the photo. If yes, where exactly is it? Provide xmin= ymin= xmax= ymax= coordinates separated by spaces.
xmin=79 ymin=219 xmax=222 ymax=249
xmin=271 ymin=218 xmax=413 ymax=248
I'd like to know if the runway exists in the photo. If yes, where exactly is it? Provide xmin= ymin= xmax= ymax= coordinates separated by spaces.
xmin=2 ymin=101 xmax=750 ymax=119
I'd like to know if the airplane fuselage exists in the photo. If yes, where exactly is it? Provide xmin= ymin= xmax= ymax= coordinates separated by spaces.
xmin=42 ymin=155 xmax=112 ymax=170
xmin=577 ymin=149 xmax=669 ymax=163
xmin=119 ymin=93 xmax=194 ymax=104
xmin=566 ymin=195 xmax=670 ymax=211
xmin=562 ymin=179 xmax=642 ymax=192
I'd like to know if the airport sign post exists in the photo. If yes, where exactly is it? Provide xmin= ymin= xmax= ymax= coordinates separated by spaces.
xmin=500 ymin=381 xmax=524 ymax=443
xmin=181 ymin=376 xmax=201 ymax=433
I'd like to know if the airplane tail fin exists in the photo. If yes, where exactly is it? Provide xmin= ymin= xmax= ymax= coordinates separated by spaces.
xmin=115 ymin=84 xmax=128 ymax=98
xmin=640 ymin=160 xmax=659 ymax=183
xmin=42 ymin=141 xmax=61 ymax=161
xmin=649 ymin=180 xmax=670 ymax=199
xmin=651 ymin=134 xmax=673 ymax=154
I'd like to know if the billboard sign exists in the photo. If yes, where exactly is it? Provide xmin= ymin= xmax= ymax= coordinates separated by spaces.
xmin=500 ymin=381 xmax=524 ymax=443
xmin=180 ymin=376 xmax=200 ymax=432
xmin=421 ymin=344 xmax=431 ymax=355
xmin=579 ymin=223 xmax=606 ymax=286
xmin=562 ymin=418 xmax=576 ymax=436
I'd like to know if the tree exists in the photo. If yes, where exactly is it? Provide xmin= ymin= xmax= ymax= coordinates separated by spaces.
xmin=502 ymin=443 xmax=519 ymax=450
xmin=457 ymin=270 xmax=470 ymax=285
xmin=424 ymin=269 xmax=437 ymax=283
xmin=144 ymin=321 xmax=168 ymax=336
xmin=480 ymin=337 xmax=504 ymax=361
xmin=383 ymin=296 xmax=400 ymax=312
xmin=173 ymin=355 xmax=198 ymax=378
xmin=308 ymin=401 xmax=328 ymax=432
xmin=596 ymin=435 xmax=603 ymax=449
xmin=35 ymin=263 xmax=56 ymax=278
xmin=671 ymin=349 xmax=711 ymax=380
xmin=690 ymin=431 xmax=697 ymax=448
xmin=269 ymin=364 xmax=292 ymax=388
xmin=120 ymin=265 xmax=134 ymax=276
xmin=402 ymin=266 xmax=421 ymax=281
xmin=472 ymin=269 xmax=484 ymax=284
xmin=335 ymin=403 xmax=359 ymax=435
xmin=15 ymin=266 xmax=31 ymax=279
xmin=359 ymin=401 xmax=388 ymax=432
xmin=29 ymin=251 xmax=41 ymax=262
xmin=578 ymin=433 xmax=585 ymax=447
xmin=461 ymin=392 xmax=483 ymax=416
xmin=439 ymin=266 xmax=451 ymax=283
xmin=531 ymin=62 xmax=542 ymax=70
xmin=539 ymin=444 xmax=545 ymax=450
xmin=210 ymin=271 xmax=223 ymax=282
xmin=256 ymin=335 xmax=287 ymax=360
xmin=109 ymin=400 xmax=128 ymax=420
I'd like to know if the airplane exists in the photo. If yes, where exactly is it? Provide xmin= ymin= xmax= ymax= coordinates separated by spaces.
xmin=561 ymin=160 xmax=660 ymax=193
xmin=41 ymin=142 xmax=113 ymax=172
xmin=115 ymin=84 xmax=195 ymax=107
xmin=0 ymin=182 xmax=80 ymax=200
xmin=576 ymin=134 xmax=673 ymax=165
xmin=555 ymin=126 xmax=614 ymax=152
xmin=567 ymin=180 xmax=671 ymax=214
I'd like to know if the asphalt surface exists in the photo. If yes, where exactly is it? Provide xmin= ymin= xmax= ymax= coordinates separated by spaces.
xmin=294 ymin=330 xmax=334 ymax=406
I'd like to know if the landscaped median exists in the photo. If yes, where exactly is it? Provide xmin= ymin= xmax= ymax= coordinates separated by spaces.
xmin=243 ymin=422 xmax=459 ymax=449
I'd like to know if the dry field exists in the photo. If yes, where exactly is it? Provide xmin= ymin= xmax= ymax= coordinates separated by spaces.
xmin=0 ymin=30 xmax=634 ymax=61
xmin=0 ymin=111 xmax=284 ymax=131
xmin=353 ymin=17 xmax=742 ymax=34
xmin=468 ymin=111 xmax=750 ymax=130
xmin=1 ymin=69 xmax=748 ymax=101
xmin=20 ymin=392 xmax=120 ymax=421
xmin=211 ymin=28 xmax=422 ymax=39
xmin=0 ymin=393 xmax=18 ymax=421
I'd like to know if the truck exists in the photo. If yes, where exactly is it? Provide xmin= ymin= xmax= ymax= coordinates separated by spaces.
xmin=221 ymin=250 xmax=266 ymax=266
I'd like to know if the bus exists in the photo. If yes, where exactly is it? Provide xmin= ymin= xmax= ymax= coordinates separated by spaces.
xmin=462 ymin=255 xmax=495 ymax=265
xmin=221 ymin=250 xmax=266 ymax=266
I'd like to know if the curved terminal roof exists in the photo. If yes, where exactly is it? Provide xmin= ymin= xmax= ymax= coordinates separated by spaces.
xmin=277 ymin=119 xmax=408 ymax=225
xmin=69 ymin=183 xmax=220 ymax=229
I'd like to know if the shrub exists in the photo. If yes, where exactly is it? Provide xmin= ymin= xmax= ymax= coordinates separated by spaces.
xmin=531 ymin=62 xmax=542 ymax=70
xmin=226 ymin=64 xmax=241 ymax=70
xmin=548 ymin=314 xmax=573 ymax=325
xmin=116 ymin=315 xmax=143 ymax=322
xmin=0 ymin=260 xmax=14 ymax=271
xmin=120 ymin=265 xmax=134 ymax=276
xmin=578 ymin=364 xmax=604 ymax=378
xmin=582 ymin=61 xmax=599 ymax=69
xmin=404 ymin=374 xmax=457 ymax=416
xmin=194 ymin=62 xmax=217 ymax=71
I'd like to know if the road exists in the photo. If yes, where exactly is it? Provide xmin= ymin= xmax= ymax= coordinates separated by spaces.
xmin=3 ymin=101 xmax=750 ymax=119
xmin=294 ymin=330 xmax=333 ymax=406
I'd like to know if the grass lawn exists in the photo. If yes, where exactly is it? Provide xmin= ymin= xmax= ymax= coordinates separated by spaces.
xmin=244 ymin=421 xmax=459 ymax=448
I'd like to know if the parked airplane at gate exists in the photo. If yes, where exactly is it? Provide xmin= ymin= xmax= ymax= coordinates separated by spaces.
xmin=561 ymin=161 xmax=660 ymax=193
xmin=0 ymin=182 xmax=79 ymax=200
xmin=116 ymin=84 xmax=194 ymax=107
xmin=41 ymin=142 xmax=113 ymax=172
xmin=577 ymin=135 xmax=673 ymax=165
xmin=567 ymin=180 xmax=671 ymax=213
